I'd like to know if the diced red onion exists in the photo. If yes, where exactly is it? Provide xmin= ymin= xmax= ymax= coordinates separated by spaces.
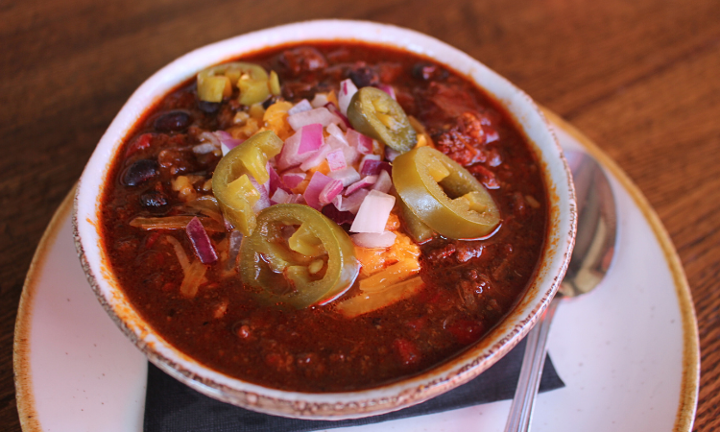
xmin=326 ymin=149 xmax=347 ymax=171
xmin=324 ymin=102 xmax=350 ymax=129
xmin=215 ymin=130 xmax=243 ymax=156
xmin=303 ymin=171 xmax=332 ymax=209
xmin=299 ymin=143 xmax=332 ymax=171
xmin=372 ymin=170 xmax=393 ymax=194
xmin=328 ymin=166 xmax=361 ymax=187
xmin=262 ymin=176 xmax=271 ymax=198
xmin=267 ymin=164 xmax=289 ymax=195
xmin=360 ymin=159 xmax=392 ymax=177
xmin=334 ymin=188 xmax=369 ymax=214
xmin=326 ymin=132 xmax=360 ymax=166
xmin=358 ymin=154 xmax=381 ymax=175
xmin=344 ymin=175 xmax=377 ymax=196
xmin=271 ymin=188 xmax=291 ymax=204
xmin=288 ymin=107 xmax=343 ymax=131
xmin=326 ymin=123 xmax=348 ymax=145
xmin=277 ymin=125 xmax=325 ymax=170
xmin=311 ymin=93 xmax=330 ymax=108
xmin=385 ymin=147 xmax=401 ymax=162
xmin=352 ymin=231 xmax=397 ymax=248
xmin=282 ymin=172 xmax=306 ymax=189
xmin=186 ymin=216 xmax=218 ymax=264
xmin=344 ymin=146 xmax=361 ymax=167
xmin=225 ymin=230 xmax=243 ymax=272
xmin=376 ymin=84 xmax=396 ymax=100
xmin=346 ymin=129 xmax=373 ymax=154
xmin=287 ymin=194 xmax=305 ymax=204
xmin=318 ymin=179 xmax=344 ymax=206
xmin=338 ymin=79 xmax=358 ymax=116
xmin=322 ymin=204 xmax=355 ymax=226
xmin=248 ymin=175 xmax=271 ymax=212
xmin=298 ymin=123 xmax=324 ymax=154
xmin=288 ymin=99 xmax=313 ymax=115
xmin=326 ymin=134 xmax=346 ymax=150
xmin=277 ymin=130 xmax=304 ymax=169
xmin=350 ymin=190 xmax=396 ymax=233
xmin=332 ymin=194 xmax=342 ymax=210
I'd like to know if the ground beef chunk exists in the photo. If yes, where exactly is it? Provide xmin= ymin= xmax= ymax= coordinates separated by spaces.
xmin=434 ymin=112 xmax=488 ymax=166
xmin=469 ymin=164 xmax=500 ymax=189
xmin=279 ymin=46 xmax=328 ymax=76
xmin=158 ymin=147 xmax=199 ymax=176
xmin=421 ymin=81 xmax=482 ymax=126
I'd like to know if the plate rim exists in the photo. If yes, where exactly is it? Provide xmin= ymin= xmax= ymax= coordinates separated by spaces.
xmin=12 ymin=112 xmax=699 ymax=431
xmin=542 ymin=109 xmax=699 ymax=432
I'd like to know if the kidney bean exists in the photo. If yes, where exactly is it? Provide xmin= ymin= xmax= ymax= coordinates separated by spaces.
xmin=154 ymin=110 xmax=192 ymax=132
xmin=122 ymin=159 xmax=159 ymax=186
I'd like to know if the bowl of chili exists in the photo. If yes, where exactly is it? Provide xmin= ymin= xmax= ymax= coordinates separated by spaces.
xmin=74 ymin=20 xmax=576 ymax=419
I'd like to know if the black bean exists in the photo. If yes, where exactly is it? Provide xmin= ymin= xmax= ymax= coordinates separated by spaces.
xmin=348 ymin=66 xmax=379 ymax=88
xmin=139 ymin=190 xmax=168 ymax=209
xmin=262 ymin=96 xmax=278 ymax=110
xmin=197 ymin=100 xmax=221 ymax=114
xmin=154 ymin=110 xmax=192 ymax=132
xmin=122 ymin=159 xmax=159 ymax=186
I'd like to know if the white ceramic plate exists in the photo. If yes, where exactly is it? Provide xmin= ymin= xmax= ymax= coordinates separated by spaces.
xmin=14 ymin=112 xmax=699 ymax=432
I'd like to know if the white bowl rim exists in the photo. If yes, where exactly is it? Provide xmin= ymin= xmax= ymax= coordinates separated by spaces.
xmin=73 ymin=19 xmax=576 ymax=419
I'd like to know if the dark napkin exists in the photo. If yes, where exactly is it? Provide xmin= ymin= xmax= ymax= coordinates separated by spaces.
xmin=144 ymin=338 xmax=564 ymax=432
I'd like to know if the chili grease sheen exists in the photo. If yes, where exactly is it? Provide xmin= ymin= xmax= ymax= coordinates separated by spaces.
xmin=101 ymin=42 xmax=548 ymax=392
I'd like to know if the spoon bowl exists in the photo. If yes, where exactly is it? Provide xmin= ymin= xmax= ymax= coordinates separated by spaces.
xmin=505 ymin=149 xmax=618 ymax=432
xmin=560 ymin=150 xmax=618 ymax=297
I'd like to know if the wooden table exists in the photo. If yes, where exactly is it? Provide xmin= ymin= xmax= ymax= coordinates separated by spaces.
xmin=1 ymin=0 xmax=718 ymax=430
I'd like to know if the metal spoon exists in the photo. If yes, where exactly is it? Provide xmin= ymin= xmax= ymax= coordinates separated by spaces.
xmin=504 ymin=150 xmax=618 ymax=432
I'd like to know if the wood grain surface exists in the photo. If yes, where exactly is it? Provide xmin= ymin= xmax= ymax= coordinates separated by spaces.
xmin=1 ymin=0 xmax=718 ymax=430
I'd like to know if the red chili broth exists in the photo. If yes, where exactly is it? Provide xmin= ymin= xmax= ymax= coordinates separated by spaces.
xmin=100 ymin=42 xmax=547 ymax=392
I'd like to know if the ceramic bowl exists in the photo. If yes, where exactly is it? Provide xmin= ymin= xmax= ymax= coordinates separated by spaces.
xmin=73 ymin=19 xmax=576 ymax=420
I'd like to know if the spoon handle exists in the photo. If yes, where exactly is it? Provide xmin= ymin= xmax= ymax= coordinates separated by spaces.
xmin=504 ymin=296 xmax=561 ymax=432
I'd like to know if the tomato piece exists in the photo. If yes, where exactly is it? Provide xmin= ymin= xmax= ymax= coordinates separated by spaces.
xmin=393 ymin=338 xmax=420 ymax=365
xmin=446 ymin=319 xmax=484 ymax=345
xmin=125 ymin=133 xmax=153 ymax=157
